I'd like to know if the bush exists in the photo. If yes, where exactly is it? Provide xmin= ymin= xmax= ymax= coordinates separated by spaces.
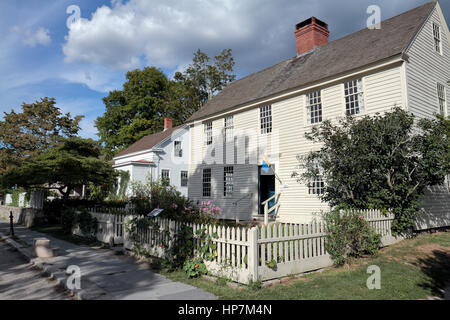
xmin=43 ymin=198 xmax=129 ymax=224
xmin=77 ymin=209 xmax=98 ymax=236
xmin=323 ymin=209 xmax=381 ymax=266
xmin=61 ymin=208 xmax=77 ymax=234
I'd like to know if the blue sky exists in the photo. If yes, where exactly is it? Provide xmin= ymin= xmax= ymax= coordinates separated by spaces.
xmin=1 ymin=0 xmax=448 ymax=139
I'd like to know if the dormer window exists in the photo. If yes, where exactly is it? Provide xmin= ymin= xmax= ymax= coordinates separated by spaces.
xmin=433 ymin=23 xmax=442 ymax=54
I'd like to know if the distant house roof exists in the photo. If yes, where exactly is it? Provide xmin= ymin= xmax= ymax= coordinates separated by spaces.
xmin=114 ymin=125 xmax=185 ymax=158
xmin=188 ymin=2 xmax=435 ymax=122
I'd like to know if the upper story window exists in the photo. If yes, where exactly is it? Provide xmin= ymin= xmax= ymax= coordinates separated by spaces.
xmin=306 ymin=91 xmax=322 ymax=124
xmin=202 ymin=168 xmax=211 ymax=197
xmin=224 ymin=116 xmax=234 ymax=143
xmin=223 ymin=166 xmax=234 ymax=197
xmin=180 ymin=171 xmax=188 ymax=187
xmin=437 ymin=83 xmax=447 ymax=116
xmin=204 ymin=121 xmax=213 ymax=146
xmin=344 ymin=79 xmax=364 ymax=116
xmin=161 ymin=169 xmax=170 ymax=186
xmin=308 ymin=176 xmax=325 ymax=195
xmin=260 ymin=105 xmax=272 ymax=134
xmin=174 ymin=141 xmax=182 ymax=157
xmin=433 ymin=23 xmax=442 ymax=54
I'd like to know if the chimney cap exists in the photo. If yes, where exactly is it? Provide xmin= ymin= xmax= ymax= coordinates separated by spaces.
xmin=296 ymin=17 xmax=328 ymax=31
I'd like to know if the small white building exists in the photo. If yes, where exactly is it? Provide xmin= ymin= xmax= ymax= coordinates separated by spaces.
xmin=113 ymin=118 xmax=190 ymax=196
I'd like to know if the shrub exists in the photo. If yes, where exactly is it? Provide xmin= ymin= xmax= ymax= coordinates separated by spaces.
xmin=323 ymin=209 xmax=381 ymax=266
xmin=61 ymin=208 xmax=77 ymax=234
xmin=183 ymin=257 xmax=207 ymax=278
xmin=77 ymin=209 xmax=98 ymax=236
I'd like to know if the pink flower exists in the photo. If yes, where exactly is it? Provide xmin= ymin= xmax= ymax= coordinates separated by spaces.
xmin=172 ymin=203 xmax=178 ymax=209
xmin=203 ymin=208 xmax=208 ymax=213
xmin=207 ymin=200 xmax=211 ymax=206
xmin=359 ymin=216 xmax=363 ymax=219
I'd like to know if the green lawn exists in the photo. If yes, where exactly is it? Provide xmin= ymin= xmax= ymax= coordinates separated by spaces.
xmin=161 ymin=232 xmax=450 ymax=300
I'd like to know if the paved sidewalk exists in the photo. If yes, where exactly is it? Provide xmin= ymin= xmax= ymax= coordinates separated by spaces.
xmin=0 ymin=240 xmax=68 ymax=300
xmin=0 ymin=222 xmax=216 ymax=300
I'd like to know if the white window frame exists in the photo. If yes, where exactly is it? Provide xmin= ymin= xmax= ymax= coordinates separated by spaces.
xmin=308 ymin=176 xmax=325 ymax=195
xmin=260 ymin=105 xmax=272 ymax=134
xmin=204 ymin=121 xmax=213 ymax=146
xmin=306 ymin=90 xmax=323 ymax=124
xmin=180 ymin=171 xmax=188 ymax=187
xmin=202 ymin=168 xmax=211 ymax=198
xmin=432 ymin=22 xmax=442 ymax=55
xmin=223 ymin=166 xmax=234 ymax=197
xmin=437 ymin=83 xmax=447 ymax=116
xmin=161 ymin=169 xmax=170 ymax=185
xmin=224 ymin=115 xmax=234 ymax=143
xmin=174 ymin=140 xmax=182 ymax=157
xmin=344 ymin=78 xmax=365 ymax=116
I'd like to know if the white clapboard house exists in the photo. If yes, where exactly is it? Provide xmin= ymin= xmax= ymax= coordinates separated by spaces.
xmin=186 ymin=1 xmax=450 ymax=225
xmin=113 ymin=118 xmax=190 ymax=197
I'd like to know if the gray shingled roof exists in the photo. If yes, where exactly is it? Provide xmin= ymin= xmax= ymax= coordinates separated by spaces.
xmin=188 ymin=2 xmax=435 ymax=122
xmin=114 ymin=125 xmax=184 ymax=158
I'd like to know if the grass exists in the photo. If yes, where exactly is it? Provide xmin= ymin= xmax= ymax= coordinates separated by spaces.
xmin=160 ymin=231 xmax=450 ymax=300
xmin=31 ymin=225 xmax=105 ymax=248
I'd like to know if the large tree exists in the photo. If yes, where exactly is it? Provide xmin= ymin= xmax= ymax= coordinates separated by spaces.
xmin=95 ymin=67 xmax=173 ymax=159
xmin=0 ymin=97 xmax=82 ymax=172
xmin=96 ymin=49 xmax=236 ymax=159
xmin=0 ymin=137 xmax=117 ymax=199
xmin=293 ymin=108 xmax=449 ymax=234
xmin=173 ymin=48 xmax=236 ymax=109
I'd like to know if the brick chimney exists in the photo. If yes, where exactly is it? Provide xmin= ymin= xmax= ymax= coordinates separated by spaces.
xmin=163 ymin=117 xmax=173 ymax=131
xmin=294 ymin=17 xmax=330 ymax=56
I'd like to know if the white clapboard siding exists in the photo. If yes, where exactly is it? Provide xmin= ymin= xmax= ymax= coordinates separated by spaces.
xmin=406 ymin=5 xmax=450 ymax=120
xmin=405 ymin=4 xmax=450 ymax=227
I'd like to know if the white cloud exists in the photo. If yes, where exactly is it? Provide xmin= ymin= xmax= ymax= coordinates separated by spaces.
xmin=13 ymin=26 xmax=51 ymax=47
xmin=62 ymin=0 xmax=296 ymax=72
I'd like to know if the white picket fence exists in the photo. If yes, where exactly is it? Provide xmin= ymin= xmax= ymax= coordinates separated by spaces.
xmin=73 ymin=212 xmax=126 ymax=245
xmin=78 ymin=208 xmax=401 ymax=284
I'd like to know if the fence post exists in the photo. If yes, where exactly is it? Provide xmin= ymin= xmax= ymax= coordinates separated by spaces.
xmin=107 ymin=214 xmax=114 ymax=246
xmin=248 ymin=227 xmax=259 ymax=282
xmin=168 ymin=220 xmax=176 ymax=250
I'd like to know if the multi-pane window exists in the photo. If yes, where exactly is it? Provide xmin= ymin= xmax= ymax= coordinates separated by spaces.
xmin=308 ymin=176 xmax=325 ymax=195
xmin=174 ymin=141 xmax=182 ymax=157
xmin=223 ymin=166 xmax=234 ymax=197
xmin=260 ymin=105 xmax=272 ymax=134
xmin=204 ymin=122 xmax=213 ymax=145
xmin=180 ymin=171 xmax=188 ymax=187
xmin=306 ymin=91 xmax=322 ymax=124
xmin=161 ymin=169 xmax=170 ymax=186
xmin=433 ymin=23 xmax=442 ymax=54
xmin=437 ymin=83 xmax=446 ymax=116
xmin=224 ymin=116 xmax=234 ymax=143
xmin=202 ymin=168 xmax=211 ymax=197
xmin=344 ymin=79 xmax=364 ymax=115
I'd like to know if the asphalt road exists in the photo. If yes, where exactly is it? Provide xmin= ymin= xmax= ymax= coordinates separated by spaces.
xmin=0 ymin=239 xmax=68 ymax=300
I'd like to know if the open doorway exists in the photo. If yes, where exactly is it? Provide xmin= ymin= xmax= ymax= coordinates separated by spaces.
xmin=258 ymin=165 xmax=276 ymax=215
